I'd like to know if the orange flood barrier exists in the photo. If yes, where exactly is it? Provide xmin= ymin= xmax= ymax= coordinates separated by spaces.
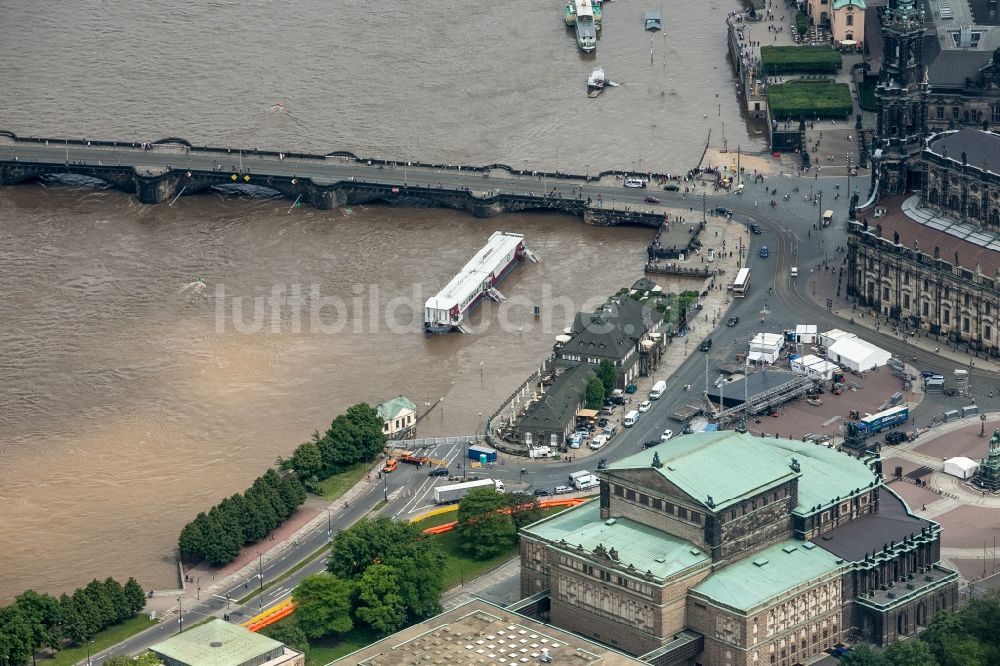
xmin=420 ymin=497 xmax=589 ymax=534
xmin=247 ymin=603 xmax=296 ymax=632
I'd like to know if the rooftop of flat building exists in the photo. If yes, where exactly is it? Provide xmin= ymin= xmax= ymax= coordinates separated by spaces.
xmin=691 ymin=539 xmax=845 ymax=613
xmin=926 ymin=128 xmax=1000 ymax=171
xmin=520 ymin=501 xmax=710 ymax=581
xmin=810 ymin=486 xmax=936 ymax=563
xmin=332 ymin=598 xmax=645 ymax=665
xmin=150 ymin=619 xmax=296 ymax=666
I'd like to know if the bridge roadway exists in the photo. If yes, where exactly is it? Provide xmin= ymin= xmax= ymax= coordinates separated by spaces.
xmin=0 ymin=132 xmax=680 ymax=221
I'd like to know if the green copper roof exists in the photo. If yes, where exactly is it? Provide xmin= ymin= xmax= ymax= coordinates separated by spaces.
xmin=765 ymin=438 xmax=879 ymax=516
xmin=832 ymin=0 xmax=865 ymax=9
xmin=691 ymin=540 xmax=844 ymax=613
xmin=606 ymin=432 xmax=878 ymax=515
xmin=607 ymin=432 xmax=799 ymax=511
xmin=376 ymin=395 xmax=416 ymax=422
xmin=151 ymin=619 xmax=287 ymax=666
xmin=522 ymin=501 xmax=710 ymax=581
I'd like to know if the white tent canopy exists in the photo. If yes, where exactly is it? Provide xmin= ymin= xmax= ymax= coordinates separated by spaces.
xmin=943 ymin=457 xmax=979 ymax=480
xmin=791 ymin=354 xmax=841 ymax=380
xmin=819 ymin=328 xmax=856 ymax=348
xmin=749 ymin=333 xmax=784 ymax=363
xmin=826 ymin=337 xmax=891 ymax=372
xmin=793 ymin=324 xmax=818 ymax=344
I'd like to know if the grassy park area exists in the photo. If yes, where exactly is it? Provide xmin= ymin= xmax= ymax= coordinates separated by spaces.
xmin=761 ymin=46 xmax=842 ymax=74
xmin=767 ymin=80 xmax=853 ymax=120
xmin=43 ymin=615 xmax=158 ymax=666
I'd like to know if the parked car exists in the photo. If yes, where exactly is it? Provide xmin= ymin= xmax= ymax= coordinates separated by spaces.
xmin=726 ymin=316 xmax=739 ymax=327
xmin=642 ymin=440 xmax=661 ymax=449
xmin=885 ymin=431 xmax=907 ymax=445
xmin=750 ymin=223 xmax=762 ymax=234
xmin=644 ymin=195 xmax=660 ymax=204
xmin=624 ymin=383 xmax=638 ymax=394
xmin=598 ymin=417 xmax=610 ymax=428
xmin=715 ymin=206 xmax=733 ymax=216
xmin=554 ymin=485 xmax=574 ymax=494
xmin=638 ymin=400 xmax=652 ymax=413
xmin=589 ymin=434 xmax=608 ymax=450
xmin=612 ymin=395 xmax=627 ymax=405
xmin=759 ymin=245 xmax=769 ymax=258
xmin=664 ymin=184 xmax=680 ymax=191
xmin=660 ymin=429 xmax=674 ymax=442
xmin=699 ymin=338 xmax=712 ymax=351
xmin=428 ymin=468 xmax=449 ymax=477
xmin=532 ymin=488 xmax=551 ymax=497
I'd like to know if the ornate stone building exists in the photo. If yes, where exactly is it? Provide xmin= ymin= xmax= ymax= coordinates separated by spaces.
xmin=519 ymin=432 xmax=958 ymax=665
xmin=849 ymin=128 xmax=1000 ymax=352
xmin=873 ymin=0 xmax=929 ymax=194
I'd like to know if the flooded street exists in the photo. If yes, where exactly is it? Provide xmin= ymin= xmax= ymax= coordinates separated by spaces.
xmin=0 ymin=0 xmax=750 ymax=600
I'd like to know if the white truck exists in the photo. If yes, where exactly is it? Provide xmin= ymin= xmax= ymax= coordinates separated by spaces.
xmin=568 ymin=470 xmax=598 ymax=491
xmin=433 ymin=478 xmax=505 ymax=504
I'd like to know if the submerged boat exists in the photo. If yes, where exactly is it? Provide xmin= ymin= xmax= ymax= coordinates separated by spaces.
xmin=574 ymin=0 xmax=597 ymax=52
xmin=423 ymin=231 xmax=526 ymax=334
xmin=587 ymin=67 xmax=606 ymax=97
xmin=644 ymin=10 xmax=662 ymax=31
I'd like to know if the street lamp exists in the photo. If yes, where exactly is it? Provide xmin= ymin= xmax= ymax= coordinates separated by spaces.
xmin=196 ymin=576 xmax=202 ymax=601
xmin=383 ymin=472 xmax=389 ymax=502
xmin=325 ymin=508 xmax=332 ymax=536
xmin=177 ymin=598 xmax=183 ymax=634
xmin=86 ymin=640 xmax=94 ymax=665
xmin=254 ymin=550 xmax=263 ymax=609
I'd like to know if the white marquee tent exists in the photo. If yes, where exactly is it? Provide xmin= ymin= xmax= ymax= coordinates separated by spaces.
xmin=943 ymin=457 xmax=979 ymax=480
xmin=826 ymin=337 xmax=892 ymax=372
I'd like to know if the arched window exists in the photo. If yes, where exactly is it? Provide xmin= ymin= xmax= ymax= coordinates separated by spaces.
xmin=991 ymin=209 xmax=1000 ymax=226
xmin=950 ymin=195 xmax=961 ymax=210
xmin=897 ymin=612 xmax=907 ymax=635
xmin=930 ymin=189 xmax=939 ymax=204
xmin=970 ymin=202 xmax=980 ymax=219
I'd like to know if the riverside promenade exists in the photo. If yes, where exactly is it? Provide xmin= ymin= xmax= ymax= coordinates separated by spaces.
xmin=1 ymin=131 xmax=690 ymax=225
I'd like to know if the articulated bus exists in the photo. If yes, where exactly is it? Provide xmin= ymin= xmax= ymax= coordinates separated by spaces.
xmin=731 ymin=267 xmax=750 ymax=297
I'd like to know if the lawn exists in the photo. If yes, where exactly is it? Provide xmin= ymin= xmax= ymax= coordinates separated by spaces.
xmin=760 ymin=46 xmax=842 ymax=74
xmin=260 ymin=620 xmax=378 ymax=665
xmin=767 ymin=80 xmax=853 ymax=120
xmin=39 ymin=615 xmax=157 ymax=666
xmin=313 ymin=461 xmax=370 ymax=500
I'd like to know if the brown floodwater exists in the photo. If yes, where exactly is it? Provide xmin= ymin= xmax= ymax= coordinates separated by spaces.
xmin=0 ymin=0 xmax=749 ymax=601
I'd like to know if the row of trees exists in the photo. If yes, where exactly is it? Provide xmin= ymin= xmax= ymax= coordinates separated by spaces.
xmin=287 ymin=517 xmax=446 ymax=640
xmin=843 ymin=589 xmax=1000 ymax=666
xmin=178 ymin=469 xmax=306 ymax=566
xmin=284 ymin=404 xmax=387 ymax=493
xmin=456 ymin=488 xmax=544 ymax=559
xmin=0 ymin=579 xmax=145 ymax=665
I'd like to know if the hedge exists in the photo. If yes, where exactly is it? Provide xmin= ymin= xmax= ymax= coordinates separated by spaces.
xmin=858 ymin=75 xmax=878 ymax=111
xmin=767 ymin=80 xmax=853 ymax=120
xmin=795 ymin=11 xmax=808 ymax=36
xmin=761 ymin=46 xmax=842 ymax=74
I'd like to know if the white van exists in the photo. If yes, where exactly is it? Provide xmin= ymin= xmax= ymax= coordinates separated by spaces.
xmin=790 ymin=267 xmax=799 ymax=277
xmin=623 ymin=410 xmax=640 ymax=427
xmin=650 ymin=380 xmax=667 ymax=400
xmin=623 ymin=177 xmax=647 ymax=189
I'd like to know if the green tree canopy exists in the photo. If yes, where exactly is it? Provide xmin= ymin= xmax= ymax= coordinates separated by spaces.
xmin=0 ymin=605 xmax=36 ymax=665
xmin=328 ymin=517 xmax=445 ymax=620
xmin=506 ymin=492 xmax=544 ymax=534
xmin=840 ymin=644 xmax=890 ymax=666
xmin=457 ymin=487 xmax=517 ymax=559
xmin=290 ymin=440 xmax=323 ymax=479
xmin=596 ymin=359 xmax=618 ymax=395
xmin=262 ymin=621 xmax=311 ymax=655
xmin=13 ymin=589 xmax=62 ymax=651
xmin=882 ymin=640 xmax=938 ymax=666
xmin=584 ymin=376 xmax=605 ymax=410
xmin=354 ymin=564 xmax=407 ymax=634
xmin=293 ymin=574 xmax=354 ymax=639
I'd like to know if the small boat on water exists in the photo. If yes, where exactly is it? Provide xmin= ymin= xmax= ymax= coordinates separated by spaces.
xmin=574 ymin=0 xmax=597 ymax=52
xmin=564 ymin=1 xmax=576 ymax=25
xmin=587 ymin=67 xmax=606 ymax=97
xmin=644 ymin=10 xmax=662 ymax=31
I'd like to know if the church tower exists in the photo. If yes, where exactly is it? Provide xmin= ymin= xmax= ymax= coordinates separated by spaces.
xmin=874 ymin=0 xmax=928 ymax=194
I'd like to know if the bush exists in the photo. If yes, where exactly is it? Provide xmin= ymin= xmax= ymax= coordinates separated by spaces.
xmin=761 ymin=45 xmax=842 ymax=74
xmin=767 ymin=80 xmax=852 ymax=120
xmin=795 ymin=11 xmax=808 ymax=36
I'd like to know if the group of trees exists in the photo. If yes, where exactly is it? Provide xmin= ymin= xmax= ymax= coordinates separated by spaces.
xmin=456 ymin=488 xmax=544 ymax=559
xmin=284 ymin=403 xmax=387 ymax=493
xmin=843 ymin=590 xmax=1000 ymax=666
xmin=585 ymin=359 xmax=619 ymax=409
xmin=288 ymin=517 xmax=446 ymax=640
xmin=178 ymin=469 xmax=306 ymax=566
xmin=0 ymin=579 xmax=145 ymax=665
